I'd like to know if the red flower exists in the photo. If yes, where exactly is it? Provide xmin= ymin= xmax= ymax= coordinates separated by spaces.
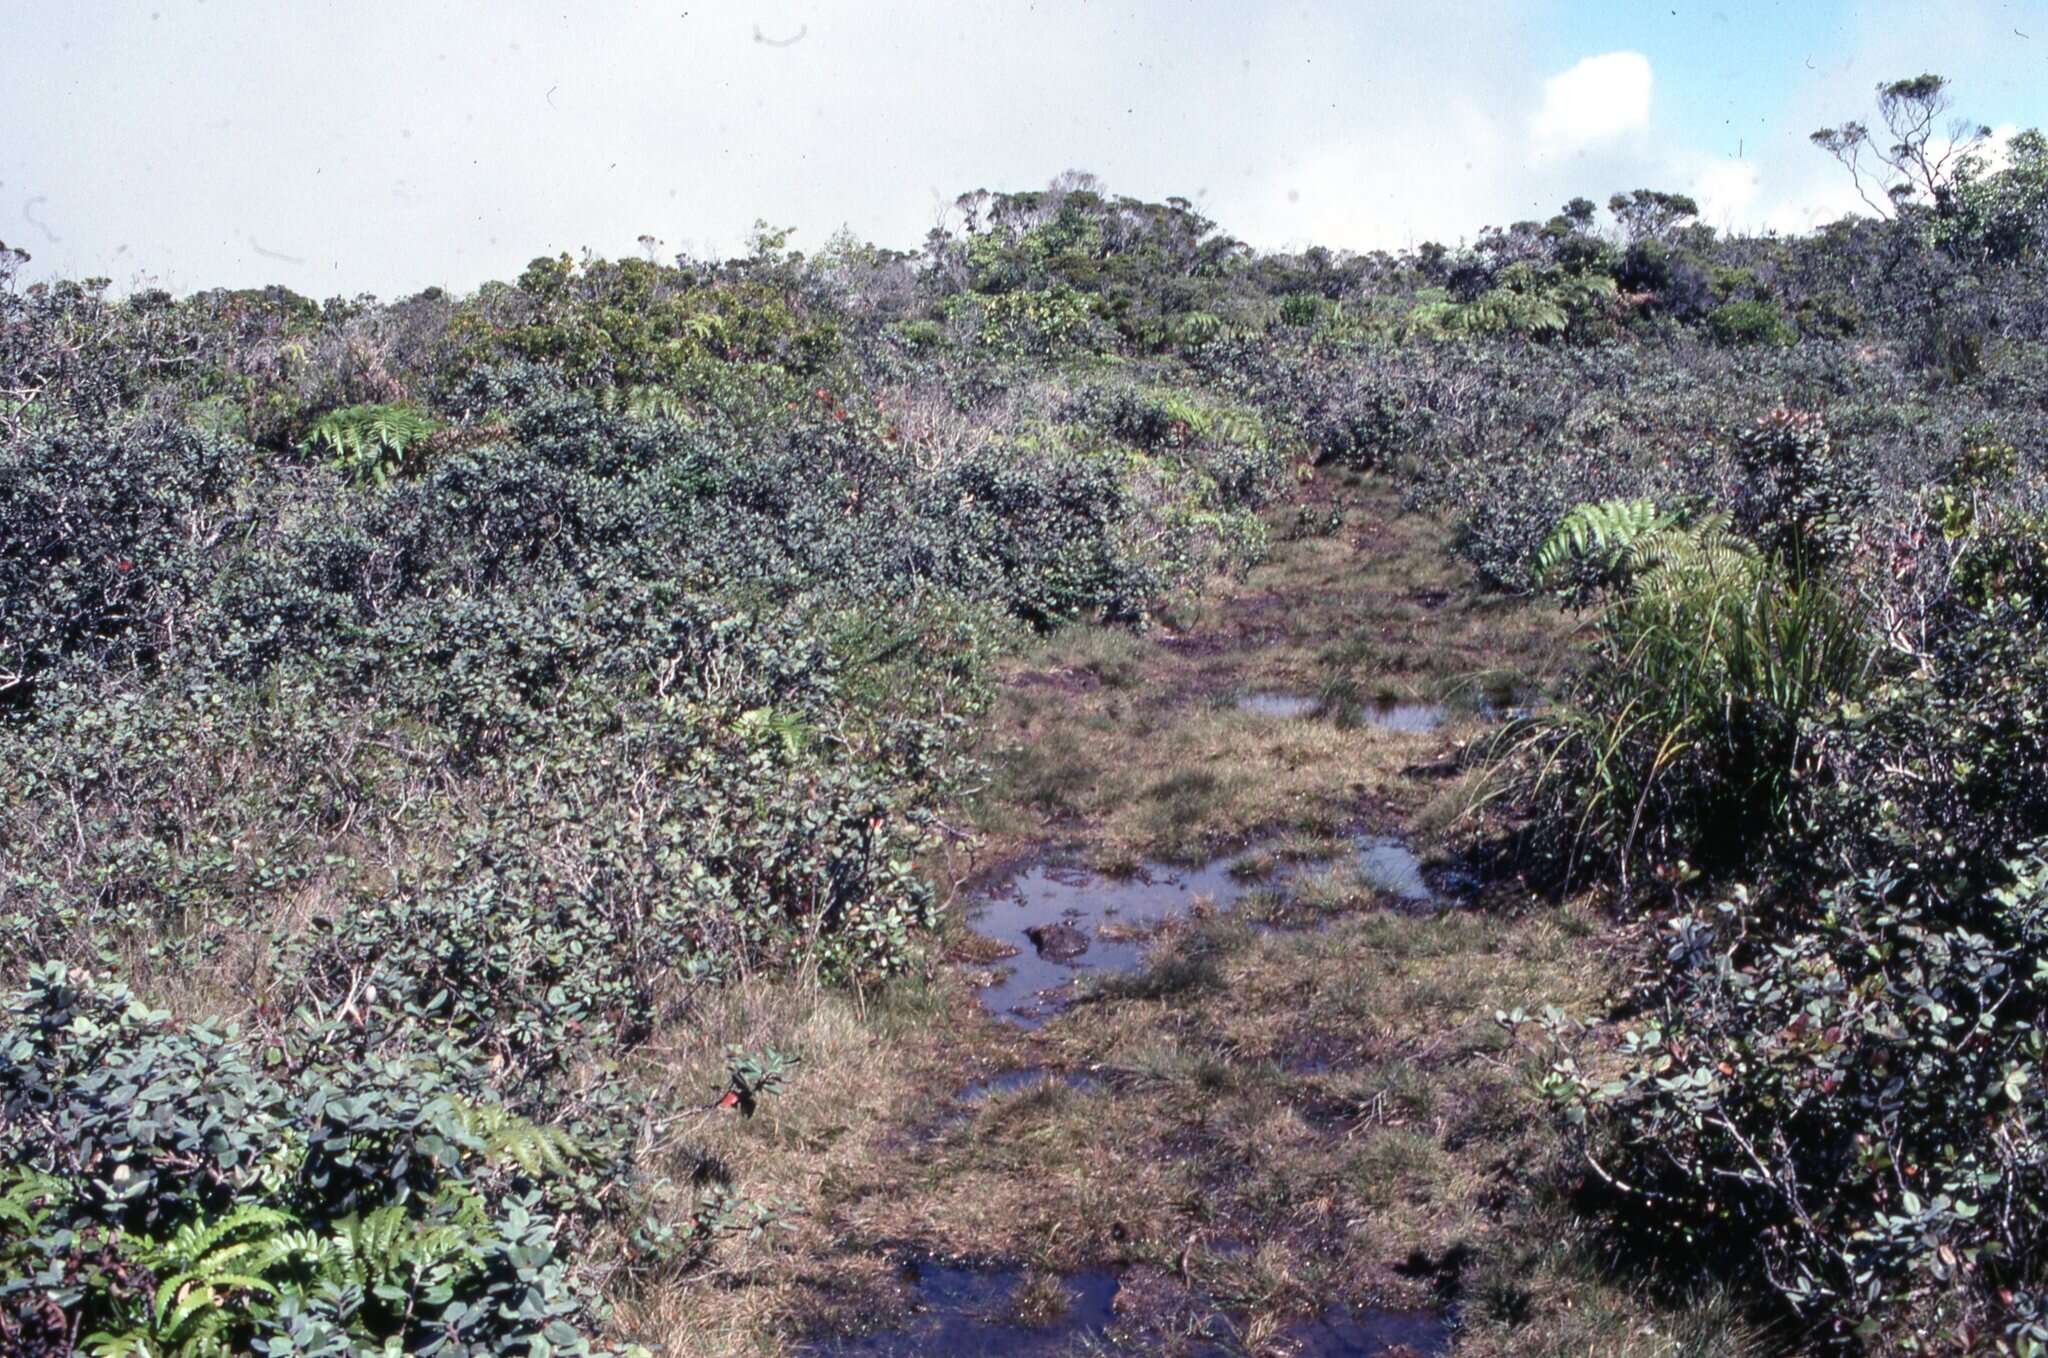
xmin=115 ymin=559 xmax=133 ymax=573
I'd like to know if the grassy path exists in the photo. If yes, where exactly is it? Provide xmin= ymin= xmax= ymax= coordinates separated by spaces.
xmin=621 ymin=474 xmax=1753 ymax=1357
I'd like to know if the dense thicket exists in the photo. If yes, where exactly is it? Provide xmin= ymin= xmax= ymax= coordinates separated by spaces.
xmin=6 ymin=78 xmax=2048 ymax=1351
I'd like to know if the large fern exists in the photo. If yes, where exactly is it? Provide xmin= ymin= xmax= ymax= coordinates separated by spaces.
xmin=1405 ymin=268 xmax=1616 ymax=342
xmin=435 ymin=1094 xmax=580 ymax=1175
xmin=1534 ymin=499 xmax=1760 ymax=605
xmin=301 ymin=402 xmax=438 ymax=487
xmin=601 ymin=382 xmax=691 ymax=424
xmin=84 ymin=1206 xmax=302 ymax=1358
xmin=1533 ymin=499 xmax=1674 ymax=593
xmin=323 ymin=1200 xmax=482 ymax=1309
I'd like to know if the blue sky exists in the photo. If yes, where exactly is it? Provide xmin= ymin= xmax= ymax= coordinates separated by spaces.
xmin=1549 ymin=1 xmax=2045 ymax=158
xmin=4 ymin=0 xmax=2045 ymax=296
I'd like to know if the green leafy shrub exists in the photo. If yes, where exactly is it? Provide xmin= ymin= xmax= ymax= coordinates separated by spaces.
xmin=1707 ymin=299 xmax=1796 ymax=347
xmin=890 ymin=318 xmax=945 ymax=351
xmin=1278 ymin=292 xmax=1336 ymax=328
xmin=472 ymin=254 xmax=839 ymax=393
xmin=1819 ymin=511 xmax=2048 ymax=872
xmin=0 ymin=966 xmax=622 ymax=1357
xmin=1514 ymin=506 xmax=1869 ymax=876
xmin=948 ymin=285 xmax=1113 ymax=359
xmin=0 ymin=423 xmax=242 ymax=708
xmin=1731 ymin=410 xmax=1873 ymax=571
xmin=1536 ymin=851 xmax=2048 ymax=1345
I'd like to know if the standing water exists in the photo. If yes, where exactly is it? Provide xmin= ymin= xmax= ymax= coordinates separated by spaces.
xmin=971 ymin=837 xmax=1437 ymax=1025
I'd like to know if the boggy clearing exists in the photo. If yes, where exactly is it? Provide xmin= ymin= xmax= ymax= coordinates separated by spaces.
xmin=620 ymin=475 xmax=1754 ymax=1357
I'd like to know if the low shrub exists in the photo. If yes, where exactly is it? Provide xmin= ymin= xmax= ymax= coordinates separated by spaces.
xmin=1535 ymin=850 xmax=2048 ymax=1347
xmin=1731 ymin=410 xmax=1872 ymax=570
xmin=0 ymin=966 xmax=624 ymax=1358
xmin=0 ymin=423 xmax=242 ymax=706
xmin=1708 ymin=298 xmax=1796 ymax=347
xmin=1818 ymin=509 xmax=2048 ymax=872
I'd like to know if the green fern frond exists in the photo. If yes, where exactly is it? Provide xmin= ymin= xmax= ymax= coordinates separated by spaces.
xmin=679 ymin=311 xmax=728 ymax=344
xmin=437 ymin=1096 xmax=580 ymax=1174
xmin=1534 ymin=499 xmax=1676 ymax=591
xmin=154 ymin=1205 xmax=298 ymax=1272
xmin=0 ymin=1168 xmax=67 ymax=1230
xmin=1173 ymin=311 xmax=1225 ymax=345
xmin=606 ymin=383 xmax=690 ymax=423
xmin=1628 ymin=513 xmax=1761 ymax=600
xmin=83 ymin=1328 xmax=153 ymax=1358
xmin=302 ymin=402 xmax=438 ymax=487
xmin=733 ymin=706 xmax=812 ymax=758
xmin=322 ymin=1201 xmax=487 ymax=1299
xmin=338 ymin=1204 xmax=411 ymax=1273
xmin=159 ymin=1277 xmax=275 ymax=1343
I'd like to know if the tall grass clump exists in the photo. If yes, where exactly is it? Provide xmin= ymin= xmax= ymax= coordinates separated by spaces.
xmin=1509 ymin=494 xmax=1870 ymax=883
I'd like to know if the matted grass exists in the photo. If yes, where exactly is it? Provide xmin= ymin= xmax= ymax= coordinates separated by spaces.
xmin=612 ymin=474 xmax=1760 ymax=1357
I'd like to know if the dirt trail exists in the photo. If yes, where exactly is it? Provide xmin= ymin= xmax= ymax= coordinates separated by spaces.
xmin=636 ymin=476 xmax=1729 ymax=1358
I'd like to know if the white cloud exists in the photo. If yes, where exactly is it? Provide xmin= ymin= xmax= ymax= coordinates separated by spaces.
xmin=1758 ymin=173 xmax=1871 ymax=235
xmin=1532 ymin=52 xmax=1653 ymax=156
xmin=1966 ymin=122 xmax=2023 ymax=174
xmin=1690 ymin=158 xmax=1761 ymax=226
xmin=1234 ymin=96 xmax=1523 ymax=252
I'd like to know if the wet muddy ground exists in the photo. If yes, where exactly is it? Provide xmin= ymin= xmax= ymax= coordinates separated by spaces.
xmin=1234 ymin=692 xmax=1450 ymax=733
xmin=807 ymin=1257 xmax=1451 ymax=1357
xmin=967 ymin=835 xmax=1440 ymax=1025
xmin=669 ymin=479 xmax=1730 ymax=1358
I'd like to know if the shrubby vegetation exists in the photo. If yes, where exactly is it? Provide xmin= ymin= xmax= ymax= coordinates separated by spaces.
xmin=1493 ymin=79 xmax=2048 ymax=1352
xmin=5 ymin=72 xmax=2048 ymax=1352
xmin=2 ymin=966 xmax=613 ymax=1357
xmin=0 ymin=184 xmax=1285 ymax=1354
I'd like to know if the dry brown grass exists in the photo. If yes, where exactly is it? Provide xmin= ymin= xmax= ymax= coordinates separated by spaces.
xmin=606 ymin=975 xmax=970 ymax=1355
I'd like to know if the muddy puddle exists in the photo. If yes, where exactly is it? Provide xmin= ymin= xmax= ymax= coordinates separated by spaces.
xmin=955 ymin=1068 xmax=1102 ymax=1102
xmin=971 ymin=836 xmax=1441 ymax=1025
xmin=1350 ymin=700 xmax=1445 ymax=733
xmin=969 ymin=855 xmax=1279 ymax=1026
xmin=806 ymin=1260 xmax=1120 ymax=1357
xmin=1285 ymin=1304 xmax=1452 ymax=1355
xmin=1237 ymin=690 xmax=1319 ymax=718
xmin=1236 ymin=691 xmax=1450 ymax=734
xmin=807 ymin=1258 xmax=1449 ymax=1356
xmin=1474 ymin=700 xmax=1538 ymax=723
xmin=1355 ymin=836 xmax=1431 ymax=903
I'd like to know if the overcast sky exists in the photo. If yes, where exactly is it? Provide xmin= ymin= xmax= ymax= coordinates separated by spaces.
xmin=4 ymin=0 xmax=2045 ymax=296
